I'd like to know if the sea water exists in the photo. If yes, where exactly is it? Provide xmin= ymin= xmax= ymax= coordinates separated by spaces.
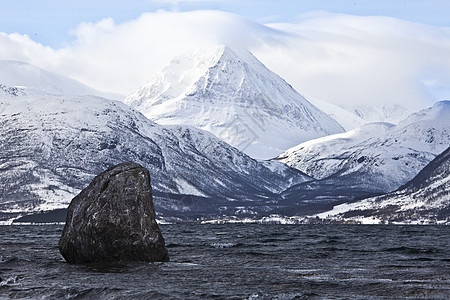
xmin=0 ymin=224 xmax=449 ymax=299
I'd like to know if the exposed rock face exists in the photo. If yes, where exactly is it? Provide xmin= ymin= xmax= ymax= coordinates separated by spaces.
xmin=59 ymin=162 xmax=169 ymax=264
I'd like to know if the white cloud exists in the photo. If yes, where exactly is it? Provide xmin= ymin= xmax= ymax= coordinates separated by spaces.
xmin=0 ymin=10 xmax=449 ymax=110
xmin=0 ymin=33 xmax=61 ymax=67
xmin=53 ymin=10 xmax=283 ymax=95
xmin=257 ymin=12 xmax=450 ymax=109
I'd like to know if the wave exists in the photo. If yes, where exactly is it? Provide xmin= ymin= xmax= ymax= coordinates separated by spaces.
xmin=0 ymin=275 xmax=18 ymax=287
xmin=383 ymin=246 xmax=439 ymax=254
xmin=210 ymin=242 xmax=240 ymax=249
xmin=0 ymin=256 xmax=22 ymax=264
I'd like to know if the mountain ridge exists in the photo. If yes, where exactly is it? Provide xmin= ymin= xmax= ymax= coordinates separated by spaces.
xmin=316 ymin=146 xmax=450 ymax=223
xmin=276 ymin=101 xmax=450 ymax=192
xmin=0 ymin=88 xmax=311 ymax=222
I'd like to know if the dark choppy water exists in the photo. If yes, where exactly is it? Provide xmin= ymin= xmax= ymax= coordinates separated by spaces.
xmin=0 ymin=224 xmax=449 ymax=299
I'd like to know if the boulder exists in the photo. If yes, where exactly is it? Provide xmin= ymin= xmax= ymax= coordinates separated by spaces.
xmin=59 ymin=162 xmax=169 ymax=264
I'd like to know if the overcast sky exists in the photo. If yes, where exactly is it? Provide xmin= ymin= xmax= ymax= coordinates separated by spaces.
xmin=1 ymin=0 xmax=449 ymax=109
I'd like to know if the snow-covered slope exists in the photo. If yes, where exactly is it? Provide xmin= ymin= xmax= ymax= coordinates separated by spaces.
xmin=317 ymin=146 xmax=450 ymax=223
xmin=301 ymin=91 xmax=413 ymax=131
xmin=304 ymin=95 xmax=365 ymax=131
xmin=307 ymin=94 xmax=412 ymax=131
xmin=276 ymin=101 xmax=450 ymax=192
xmin=0 ymin=89 xmax=310 ymax=221
xmin=0 ymin=60 xmax=122 ymax=99
xmin=124 ymin=45 xmax=344 ymax=159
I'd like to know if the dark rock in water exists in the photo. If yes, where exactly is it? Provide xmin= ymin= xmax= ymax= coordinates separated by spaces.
xmin=59 ymin=162 xmax=169 ymax=264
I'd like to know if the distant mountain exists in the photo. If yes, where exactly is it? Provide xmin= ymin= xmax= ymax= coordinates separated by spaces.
xmin=124 ymin=45 xmax=344 ymax=159
xmin=341 ymin=103 xmax=412 ymax=125
xmin=303 ymin=95 xmax=365 ymax=131
xmin=0 ymin=60 xmax=122 ymax=99
xmin=276 ymin=101 xmax=450 ymax=193
xmin=0 ymin=89 xmax=310 ymax=222
xmin=308 ymin=95 xmax=412 ymax=131
xmin=317 ymin=146 xmax=450 ymax=223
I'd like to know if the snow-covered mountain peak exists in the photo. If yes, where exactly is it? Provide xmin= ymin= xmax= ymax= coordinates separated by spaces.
xmin=398 ymin=100 xmax=450 ymax=126
xmin=276 ymin=101 xmax=450 ymax=192
xmin=125 ymin=44 xmax=344 ymax=159
xmin=388 ymin=101 xmax=450 ymax=153
xmin=125 ymin=44 xmax=283 ymax=109
xmin=127 ymin=45 xmax=227 ymax=108
xmin=276 ymin=122 xmax=396 ymax=178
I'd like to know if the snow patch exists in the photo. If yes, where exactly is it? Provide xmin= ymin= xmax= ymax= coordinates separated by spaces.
xmin=174 ymin=178 xmax=207 ymax=197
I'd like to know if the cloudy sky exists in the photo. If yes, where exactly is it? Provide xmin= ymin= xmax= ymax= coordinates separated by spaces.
xmin=1 ymin=0 xmax=449 ymax=109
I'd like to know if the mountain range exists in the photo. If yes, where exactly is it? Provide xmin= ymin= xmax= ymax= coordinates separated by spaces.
xmin=309 ymin=95 xmax=413 ymax=131
xmin=276 ymin=101 xmax=450 ymax=193
xmin=317 ymin=146 xmax=450 ymax=223
xmin=0 ymin=47 xmax=449 ymax=224
xmin=0 ymin=84 xmax=311 ymax=222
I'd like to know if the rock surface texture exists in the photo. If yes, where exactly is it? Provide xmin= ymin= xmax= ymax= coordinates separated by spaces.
xmin=59 ymin=162 xmax=169 ymax=264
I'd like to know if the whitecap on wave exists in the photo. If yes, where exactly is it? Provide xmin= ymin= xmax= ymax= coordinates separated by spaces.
xmin=0 ymin=276 xmax=18 ymax=287
xmin=210 ymin=242 xmax=237 ymax=249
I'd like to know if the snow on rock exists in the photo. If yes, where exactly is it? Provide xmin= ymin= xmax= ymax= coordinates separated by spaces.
xmin=0 ymin=84 xmax=26 ymax=98
xmin=276 ymin=101 xmax=450 ymax=192
xmin=124 ymin=45 xmax=344 ymax=159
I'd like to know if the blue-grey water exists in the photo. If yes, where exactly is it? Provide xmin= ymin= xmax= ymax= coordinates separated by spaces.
xmin=0 ymin=224 xmax=449 ymax=299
